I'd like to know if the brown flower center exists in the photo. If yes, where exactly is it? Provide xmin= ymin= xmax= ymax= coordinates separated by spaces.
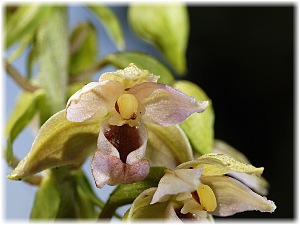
xmin=104 ymin=124 xmax=142 ymax=163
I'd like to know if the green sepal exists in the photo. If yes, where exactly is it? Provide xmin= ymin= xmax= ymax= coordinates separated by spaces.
xmin=106 ymin=51 xmax=174 ymax=85
xmin=128 ymin=4 xmax=189 ymax=75
xmin=125 ymin=187 xmax=169 ymax=220
xmin=69 ymin=22 xmax=98 ymax=75
xmin=7 ymin=110 xmax=102 ymax=180
xmin=145 ymin=123 xmax=193 ymax=169
xmin=99 ymin=167 xmax=166 ymax=219
xmin=173 ymin=80 xmax=215 ymax=155
xmin=213 ymin=140 xmax=270 ymax=195
xmin=88 ymin=5 xmax=124 ymax=49
xmin=5 ymin=90 xmax=44 ymax=165
xmin=178 ymin=153 xmax=264 ymax=176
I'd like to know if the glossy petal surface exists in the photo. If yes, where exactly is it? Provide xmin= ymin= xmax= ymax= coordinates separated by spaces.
xmin=202 ymin=176 xmax=276 ymax=216
xmin=66 ymin=80 xmax=123 ymax=122
xmin=129 ymin=82 xmax=208 ymax=126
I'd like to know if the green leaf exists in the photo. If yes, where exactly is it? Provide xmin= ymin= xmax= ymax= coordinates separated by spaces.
xmin=106 ymin=51 xmax=174 ymax=85
xmin=7 ymin=110 xmax=102 ymax=180
xmin=31 ymin=167 xmax=100 ymax=219
xmin=27 ymin=39 xmax=38 ymax=79
xmin=7 ymin=33 xmax=33 ymax=62
xmin=5 ymin=90 xmax=44 ymax=165
xmin=37 ymin=7 xmax=68 ymax=114
xmin=88 ymin=5 xmax=124 ymax=49
xmin=76 ymin=185 xmax=98 ymax=219
xmin=145 ymin=123 xmax=193 ymax=169
xmin=74 ymin=170 xmax=104 ymax=208
xmin=5 ymin=5 xmax=53 ymax=49
xmin=128 ymin=4 xmax=189 ymax=75
xmin=99 ymin=167 xmax=166 ymax=219
xmin=52 ymin=167 xmax=78 ymax=219
xmin=173 ymin=81 xmax=215 ymax=155
xmin=30 ymin=173 xmax=61 ymax=219
xmin=69 ymin=22 xmax=98 ymax=75
xmin=74 ymin=170 xmax=101 ymax=219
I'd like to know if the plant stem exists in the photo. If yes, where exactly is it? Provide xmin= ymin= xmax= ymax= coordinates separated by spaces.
xmin=4 ymin=59 xmax=39 ymax=92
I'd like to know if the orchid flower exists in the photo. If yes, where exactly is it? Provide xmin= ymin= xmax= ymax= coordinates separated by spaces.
xmin=126 ymin=153 xmax=276 ymax=222
xmin=66 ymin=64 xmax=208 ymax=188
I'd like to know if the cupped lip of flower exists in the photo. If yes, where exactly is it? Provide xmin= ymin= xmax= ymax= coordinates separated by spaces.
xmin=97 ymin=121 xmax=148 ymax=164
xmin=90 ymin=121 xmax=150 ymax=187
xmin=91 ymin=152 xmax=150 ymax=187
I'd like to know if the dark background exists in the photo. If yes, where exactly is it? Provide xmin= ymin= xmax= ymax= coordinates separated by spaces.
xmin=186 ymin=6 xmax=295 ymax=219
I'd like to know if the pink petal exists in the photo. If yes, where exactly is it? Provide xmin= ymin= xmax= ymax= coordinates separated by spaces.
xmin=91 ymin=121 xmax=149 ymax=187
xmin=201 ymin=176 xmax=276 ymax=216
xmin=91 ymin=152 xmax=150 ymax=187
xmin=66 ymin=80 xmax=123 ymax=122
xmin=128 ymin=82 xmax=208 ymax=126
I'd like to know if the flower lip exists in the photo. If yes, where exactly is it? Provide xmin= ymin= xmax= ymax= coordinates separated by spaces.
xmin=104 ymin=124 xmax=142 ymax=163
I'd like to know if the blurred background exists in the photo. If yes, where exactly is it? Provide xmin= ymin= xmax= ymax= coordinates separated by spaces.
xmin=4 ymin=4 xmax=295 ymax=221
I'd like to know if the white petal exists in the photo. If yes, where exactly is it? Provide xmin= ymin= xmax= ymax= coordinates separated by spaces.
xmin=97 ymin=121 xmax=119 ymax=157
xmin=128 ymin=82 xmax=208 ymax=126
xmin=126 ymin=124 xmax=148 ymax=164
xmin=201 ymin=176 xmax=276 ymax=216
xmin=228 ymin=172 xmax=269 ymax=196
xmin=165 ymin=202 xmax=182 ymax=222
xmin=151 ymin=168 xmax=202 ymax=204
xmin=66 ymin=80 xmax=123 ymax=122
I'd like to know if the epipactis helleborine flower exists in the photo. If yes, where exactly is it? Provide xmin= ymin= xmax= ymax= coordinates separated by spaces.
xmin=66 ymin=64 xmax=208 ymax=188
xmin=126 ymin=153 xmax=276 ymax=222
